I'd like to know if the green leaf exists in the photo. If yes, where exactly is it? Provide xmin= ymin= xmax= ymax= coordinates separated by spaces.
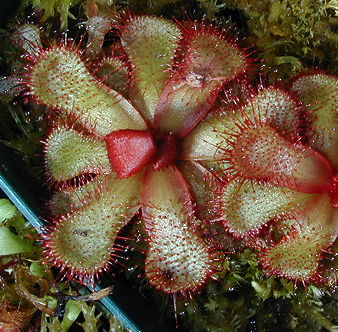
xmin=251 ymin=278 xmax=275 ymax=300
xmin=61 ymin=300 xmax=82 ymax=331
xmin=0 ymin=226 xmax=34 ymax=255
xmin=45 ymin=127 xmax=111 ymax=181
xmin=30 ymin=261 xmax=51 ymax=279
xmin=121 ymin=15 xmax=181 ymax=123
xmin=218 ymin=179 xmax=314 ymax=237
xmin=0 ymin=199 xmax=17 ymax=222
xmin=43 ymin=295 xmax=58 ymax=310
xmin=45 ymin=173 xmax=141 ymax=283
xmin=30 ymin=47 xmax=146 ymax=137
xmin=275 ymin=56 xmax=302 ymax=70
xmin=291 ymin=73 xmax=338 ymax=169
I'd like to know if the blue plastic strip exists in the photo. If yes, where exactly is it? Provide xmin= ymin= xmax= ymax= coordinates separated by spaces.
xmin=0 ymin=173 xmax=142 ymax=332
xmin=0 ymin=173 xmax=44 ymax=230
xmin=90 ymin=285 xmax=143 ymax=332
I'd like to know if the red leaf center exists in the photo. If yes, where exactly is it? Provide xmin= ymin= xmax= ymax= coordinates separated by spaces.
xmin=105 ymin=130 xmax=178 ymax=178
xmin=105 ymin=129 xmax=156 ymax=178
xmin=152 ymin=134 xmax=177 ymax=170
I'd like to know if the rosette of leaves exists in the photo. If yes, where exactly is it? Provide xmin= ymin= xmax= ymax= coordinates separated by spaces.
xmin=9 ymin=14 xmax=251 ymax=295
xmin=1 ymin=9 xmax=337 ymax=301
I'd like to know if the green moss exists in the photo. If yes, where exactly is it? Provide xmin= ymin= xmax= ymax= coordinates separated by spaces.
xmin=220 ymin=0 xmax=338 ymax=79
xmin=181 ymin=249 xmax=338 ymax=332
xmin=20 ymin=0 xmax=80 ymax=29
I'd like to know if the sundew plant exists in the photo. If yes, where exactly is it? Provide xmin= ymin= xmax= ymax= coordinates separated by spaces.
xmin=0 ymin=0 xmax=337 ymax=330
